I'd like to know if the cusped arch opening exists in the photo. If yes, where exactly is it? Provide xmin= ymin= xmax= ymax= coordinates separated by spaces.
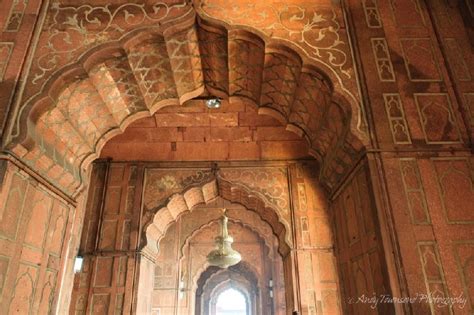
xmin=142 ymin=177 xmax=292 ymax=259
xmin=8 ymin=12 xmax=366 ymax=198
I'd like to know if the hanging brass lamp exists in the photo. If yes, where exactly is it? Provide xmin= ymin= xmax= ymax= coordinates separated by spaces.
xmin=206 ymin=209 xmax=241 ymax=268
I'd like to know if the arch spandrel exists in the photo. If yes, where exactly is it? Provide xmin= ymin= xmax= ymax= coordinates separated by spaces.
xmin=5 ymin=2 xmax=367 ymax=197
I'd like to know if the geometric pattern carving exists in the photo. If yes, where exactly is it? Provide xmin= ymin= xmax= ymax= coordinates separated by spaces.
xmin=362 ymin=0 xmax=383 ymax=28
xmin=228 ymin=31 xmax=265 ymax=105
xmin=9 ymin=16 xmax=364 ymax=197
xmin=383 ymin=94 xmax=412 ymax=144
xmin=415 ymin=93 xmax=462 ymax=144
xmin=371 ymin=38 xmax=396 ymax=82
xmin=0 ymin=42 xmax=14 ymax=82
xmin=399 ymin=159 xmax=430 ymax=224
xmin=432 ymin=158 xmax=474 ymax=224
xmin=260 ymin=48 xmax=302 ymax=117
xmin=400 ymin=38 xmax=441 ymax=82
xmin=417 ymin=242 xmax=453 ymax=313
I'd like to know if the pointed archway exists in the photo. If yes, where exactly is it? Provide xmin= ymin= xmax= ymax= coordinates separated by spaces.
xmin=137 ymin=175 xmax=296 ymax=314
xmin=5 ymin=10 xmax=366 ymax=198
xmin=142 ymin=176 xmax=292 ymax=258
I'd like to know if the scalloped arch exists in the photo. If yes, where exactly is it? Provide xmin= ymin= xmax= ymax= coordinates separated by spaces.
xmin=7 ymin=9 xmax=366 ymax=197
xmin=143 ymin=178 xmax=292 ymax=258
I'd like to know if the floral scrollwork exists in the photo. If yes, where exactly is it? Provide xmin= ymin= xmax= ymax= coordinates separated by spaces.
xmin=33 ymin=0 xmax=191 ymax=84
xmin=197 ymin=1 xmax=351 ymax=78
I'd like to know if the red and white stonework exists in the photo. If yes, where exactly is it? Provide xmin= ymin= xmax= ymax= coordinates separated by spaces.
xmin=0 ymin=0 xmax=472 ymax=314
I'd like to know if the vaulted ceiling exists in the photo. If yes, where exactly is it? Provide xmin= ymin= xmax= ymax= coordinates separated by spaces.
xmin=6 ymin=4 xmax=366 ymax=196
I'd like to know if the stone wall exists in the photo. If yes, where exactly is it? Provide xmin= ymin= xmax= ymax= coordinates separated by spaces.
xmin=331 ymin=161 xmax=393 ymax=314
xmin=70 ymin=162 xmax=143 ymax=314
xmin=345 ymin=1 xmax=474 ymax=314
xmin=69 ymin=160 xmax=343 ymax=314
xmin=151 ymin=199 xmax=284 ymax=315
xmin=0 ymin=1 xmax=473 ymax=314
xmin=0 ymin=158 xmax=79 ymax=314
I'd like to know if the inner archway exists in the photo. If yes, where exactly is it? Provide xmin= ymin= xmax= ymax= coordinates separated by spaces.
xmin=143 ymin=189 xmax=287 ymax=315
xmin=2 ymin=1 xmax=467 ymax=315
xmin=215 ymin=288 xmax=247 ymax=315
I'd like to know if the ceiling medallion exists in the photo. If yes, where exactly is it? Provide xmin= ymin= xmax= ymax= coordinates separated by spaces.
xmin=206 ymin=209 xmax=242 ymax=269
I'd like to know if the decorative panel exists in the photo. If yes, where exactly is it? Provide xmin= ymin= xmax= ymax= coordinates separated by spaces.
xmin=371 ymin=38 xmax=396 ymax=82
xmin=383 ymin=94 xmax=412 ymax=144
xmin=99 ymin=220 xmax=118 ymax=250
xmin=399 ymin=159 xmax=430 ymax=224
xmin=297 ymin=183 xmax=308 ymax=213
xmin=8 ymin=264 xmax=39 ymax=314
xmin=417 ymin=242 xmax=453 ymax=313
xmin=390 ymin=0 xmax=425 ymax=28
xmin=23 ymin=188 xmax=52 ymax=250
xmin=219 ymin=167 xmax=290 ymax=215
xmin=104 ymin=187 xmax=122 ymax=215
xmin=362 ymin=0 xmax=382 ymax=28
xmin=414 ymin=93 xmax=462 ymax=144
xmin=432 ymin=158 xmax=474 ymax=224
xmin=332 ymin=161 xmax=393 ymax=313
xmin=49 ymin=203 xmax=69 ymax=255
xmin=0 ymin=43 xmax=14 ymax=82
xmin=37 ymin=270 xmax=57 ymax=314
xmin=400 ymin=38 xmax=441 ymax=82
xmin=444 ymin=38 xmax=472 ymax=82
xmin=453 ymin=241 xmax=474 ymax=313
xmin=4 ymin=0 xmax=28 ymax=31
xmin=301 ymin=217 xmax=310 ymax=247
xmin=91 ymin=293 xmax=111 ymax=314
xmin=0 ymin=172 xmax=27 ymax=240
xmin=144 ymin=168 xmax=213 ymax=210
xmin=94 ymin=257 xmax=114 ymax=288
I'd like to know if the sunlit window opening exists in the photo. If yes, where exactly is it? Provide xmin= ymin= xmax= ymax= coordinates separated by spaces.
xmin=216 ymin=288 xmax=247 ymax=315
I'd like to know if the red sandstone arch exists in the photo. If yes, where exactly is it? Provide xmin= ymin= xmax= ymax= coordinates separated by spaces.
xmin=5 ymin=9 xmax=366 ymax=197
xmin=143 ymin=177 xmax=291 ymax=258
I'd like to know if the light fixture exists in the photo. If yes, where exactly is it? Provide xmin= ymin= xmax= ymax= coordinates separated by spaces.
xmin=179 ymin=278 xmax=185 ymax=300
xmin=269 ymin=279 xmax=274 ymax=298
xmin=206 ymin=209 xmax=241 ymax=268
xmin=205 ymin=98 xmax=221 ymax=109
xmin=73 ymin=255 xmax=84 ymax=273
